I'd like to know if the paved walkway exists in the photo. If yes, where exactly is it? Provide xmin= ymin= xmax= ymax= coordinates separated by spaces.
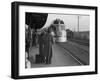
xmin=29 ymin=44 xmax=81 ymax=68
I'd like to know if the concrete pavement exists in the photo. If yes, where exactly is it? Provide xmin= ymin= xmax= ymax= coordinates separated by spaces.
xmin=29 ymin=44 xmax=81 ymax=68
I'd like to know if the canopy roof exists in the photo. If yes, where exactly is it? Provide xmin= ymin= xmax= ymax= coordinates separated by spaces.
xmin=26 ymin=12 xmax=48 ymax=29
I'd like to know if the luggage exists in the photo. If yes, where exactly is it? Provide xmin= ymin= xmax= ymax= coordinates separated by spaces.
xmin=35 ymin=54 xmax=45 ymax=63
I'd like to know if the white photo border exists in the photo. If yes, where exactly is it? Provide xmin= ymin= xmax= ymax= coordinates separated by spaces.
xmin=16 ymin=3 xmax=97 ymax=77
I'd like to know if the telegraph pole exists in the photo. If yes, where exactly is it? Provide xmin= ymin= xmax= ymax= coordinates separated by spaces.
xmin=77 ymin=15 xmax=79 ymax=32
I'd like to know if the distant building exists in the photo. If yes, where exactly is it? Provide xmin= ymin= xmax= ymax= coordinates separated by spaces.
xmin=73 ymin=31 xmax=89 ymax=40
xmin=66 ymin=29 xmax=73 ymax=39
xmin=52 ymin=19 xmax=67 ymax=42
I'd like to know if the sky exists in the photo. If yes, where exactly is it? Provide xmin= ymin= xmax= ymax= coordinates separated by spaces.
xmin=43 ymin=13 xmax=90 ymax=32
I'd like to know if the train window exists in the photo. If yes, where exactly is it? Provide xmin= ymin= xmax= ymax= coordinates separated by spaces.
xmin=60 ymin=20 xmax=64 ymax=24
xmin=61 ymin=26 xmax=65 ymax=30
xmin=54 ymin=20 xmax=59 ymax=24
xmin=57 ymin=31 xmax=62 ymax=36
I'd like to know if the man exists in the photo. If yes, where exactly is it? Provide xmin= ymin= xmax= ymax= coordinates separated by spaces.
xmin=38 ymin=31 xmax=46 ymax=63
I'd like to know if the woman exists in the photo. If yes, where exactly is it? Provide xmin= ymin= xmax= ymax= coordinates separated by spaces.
xmin=44 ymin=27 xmax=54 ymax=64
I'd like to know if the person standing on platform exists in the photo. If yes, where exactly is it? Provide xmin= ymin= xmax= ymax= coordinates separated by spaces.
xmin=44 ymin=27 xmax=54 ymax=64
xmin=25 ymin=26 xmax=31 ymax=59
xmin=38 ymin=31 xmax=46 ymax=63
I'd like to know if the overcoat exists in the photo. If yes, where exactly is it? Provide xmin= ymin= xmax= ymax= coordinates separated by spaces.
xmin=38 ymin=33 xmax=45 ymax=56
xmin=44 ymin=33 xmax=54 ymax=63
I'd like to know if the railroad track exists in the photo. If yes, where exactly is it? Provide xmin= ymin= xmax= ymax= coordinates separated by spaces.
xmin=69 ymin=43 xmax=89 ymax=54
xmin=69 ymin=39 xmax=89 ymax=46
xmin=63 ymin=48 xmax=84 ymax=65
xmin=56 ymin=43 xmax=89 ymax=65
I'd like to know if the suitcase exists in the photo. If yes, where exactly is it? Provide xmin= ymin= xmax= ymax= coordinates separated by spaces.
xmin=35 ymin=54 xmax=45 ymax=63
